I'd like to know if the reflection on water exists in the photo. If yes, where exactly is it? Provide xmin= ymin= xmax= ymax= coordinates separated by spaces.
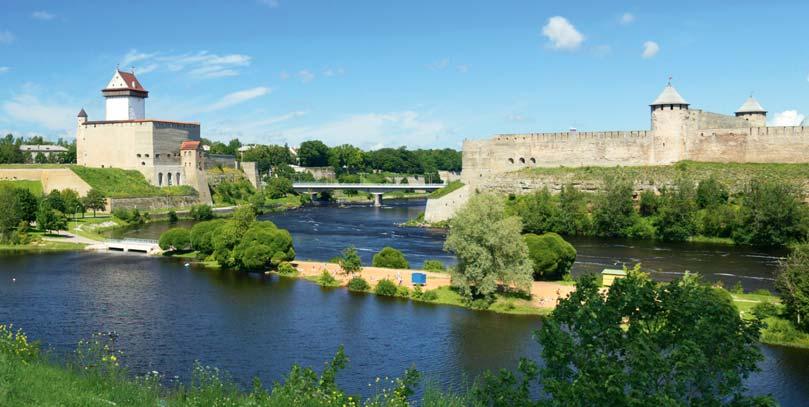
xmin=111 ymin=199 xmax=784 ymax=290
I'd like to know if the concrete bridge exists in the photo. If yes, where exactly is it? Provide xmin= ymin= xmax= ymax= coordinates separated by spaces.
xmin=103 ymin=238 xmax=161 ymax=255
xmin=292 ymin=182 xmax=445 ymax=206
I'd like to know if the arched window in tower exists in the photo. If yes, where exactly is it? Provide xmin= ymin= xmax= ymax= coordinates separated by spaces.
xmin=530 ymin=158 xmax=536 ymax=164
xmin=167 ymin=172 xmax=173 ymax=186
xmin=519 ymin=157 xmax=526 ymax=164
xmin=176 ymin=172 xmax=181 ymax=185
xmin=158 ymin=173 xmax=163 ymax=186
xmin=508 ymin=158 xmax=515 ymax=164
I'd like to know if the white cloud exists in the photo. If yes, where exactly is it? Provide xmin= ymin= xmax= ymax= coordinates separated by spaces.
xmin=0 ymin=67 xmax=9 ymax=74
xmin=619 ymin=13 xmax=635 ymax=25
xmin=642 ymin=41 xmax=660 ymax=58
xmin=277 ymin=111 xmax=448 ymax=148
xmin=119 ymin=49 xmax=252 ymax=78
xmin=203 ymin=87 xmax=271 ymax=112
xmin=32 ymin=11 xmax=56 ymax=20
xmin=2 ymin=94 xmax=75 ymax=131
xmin=322 ymin=67 xmax=345 ymax=77
xmin=0 ymin=30 xmax=14 ymax=44
xmin=541 ymin=16 xmax=584 ymax=50
xmin=297 ymin=69 xmax=315 ymax=83
xmin=258 ymin=0 xmax=279 ymax=7
xmin=770 ymin=110 xmax=805 ymax=126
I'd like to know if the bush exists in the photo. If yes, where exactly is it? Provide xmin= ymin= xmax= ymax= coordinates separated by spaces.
xmin=730 ymin=281 xmax=744 ymax=294
xmin=638 ymin=190 xmax=659 ymax=217
xmin=696 ymin=176 xmax=729 ymax=209
xmin=396 ymin=286 xmax=410 ymax=298
xmin=167 ymin=210 xmax=178 ymax=223
xmin=190 ymin=219 xmax=226 ymax=254
xmin=653 ymin=177 xmax=697 ymax=241
xmin=375 ymin=279 xmax=398 ymax=296
xmin=422 ymin=260 xmax=446 ymax=272
xmin=697 ymin=205 xmax=737 ymax=238
xmin=317 ymin=270 xmax=338 ymax=287
xmin=277 ymin=262 xmax=297 ymax=275
xmin=752 ymin=302 xmax=780 ymax=320
xmin=556 ymin=184 xmax=592 ymax=236
xmin=508 ymin=188 xmax=559 ymax=234
xmin=190 ymin=204 xmax=214 ymax=221
xmin=159 ymin=227 xmax=191 ymax=251
xmin=733 ymin=179 xmax=808 ymax=246
xmin=347 ymin=276 xmax=370 ymax=291
xmin=372 ymin=246 xmax=409 ymax=269
xmin=524 ymin=233 xmax=577 ymax=281
xmin=411 ymin=285 xmax=424 ymax=299
xmin=421 ymin=289 xmax=439 ymax=301
xmin=592 ymin=175 xmax=637 ymax=238
xmin=266 ymin=177 xmax=293 ymax=199
xmin=112 ymin=207 xmax=131 ymax=221
xmin=339 ymin=246 xmax=362 ymax=274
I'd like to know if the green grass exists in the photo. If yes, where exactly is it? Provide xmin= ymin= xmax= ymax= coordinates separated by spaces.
xmin=0 ymin=180 xmax=43 ymax=196
xmin=520 ymin=161 xmax=809 ymax=192
xmin=68 ymin=216 xmax=124 ymax=241
xmin=688 ymin=235 xmax=735 ymax=245
xmin=70 ymin=166 xmax=196 ymax=198
xmin=0 ymin=240 xmax=87 ymax=252
xmin=429 ymin=180 xmax=464 ymax=199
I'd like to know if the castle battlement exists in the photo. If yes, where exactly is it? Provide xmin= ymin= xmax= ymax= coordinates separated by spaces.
xmin=461 ymin=82 xmax=809 ymax=185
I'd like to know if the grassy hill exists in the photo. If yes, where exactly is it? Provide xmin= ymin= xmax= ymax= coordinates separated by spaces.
xmin=70 ymin=166 xmax=195 ymax=198
xmin=0 ymin=180 xmax=43 ymax=195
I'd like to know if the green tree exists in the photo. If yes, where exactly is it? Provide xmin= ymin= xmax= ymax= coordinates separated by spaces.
xmin=538 ymin=269 xmax=765 ymax=406
xmin=422 ymin=260 xmax=446 ymax=272
xmin=556 ymin=184 xmax=592 ymax=235
xmin=654 ymin=177 xmax=697 ymax=241
xmin=36 ymin=205 xmax=67 ymax=234
xmin=339 ymin=246 xmax=362 ymax=275
xmin=43 ymin=190 xmax=66 ymax=213
xmin=241 ymin=144 xmax=293 ymax=175
xmin=12 ymin=187 xmax=39 ymax=223
xmin=60 ymin=189 xmax=85 ymax=219
xmin=508 ymin=188 xmax=559 ymax=234
xmin=444 ymin=193 xmax=533 ymax=300
xmin=592 ymin=175 xmax=638 ymax=238
xmin=372 ymin=246 xmax=409 ymax=269
xmin=265 ymin=176 xmax=293 ymax=199
xmin=297 ymin=140 xmax=331 ymax=167
xmin=82 ymin=189 xmax=106 ymax=217
xmin=697 ymin=176 xmax=730 ymax=208
xmin=231 ymin=221 xmax=295 ymax=270
xmin=190 ymin=219 xmax=226 ymax=254
xmin=190 ymin=204 xmax=214 ymax=221
xmin=0 ymin=186 xmax=23 ymax=242
xmin=638 ymin=190 xmax=660 ymax=217
xmin=523 ymin=233 xmax=577 ymax=281
xmin=776 ymin=244 xmax=809 ymax=332
xmin=329 ymin=144 xmax=365 ymax=174
xmin=733 ymin=179 xmax=808 ymax=246
xmin=158 ymin=227 xmax=191 ymax=251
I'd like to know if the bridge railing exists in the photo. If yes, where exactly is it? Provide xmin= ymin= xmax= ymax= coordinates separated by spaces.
xmin=105 ymin=238 xmax=159 ymax=245
xmin=292 ymin=183 xmax=445 ymax=189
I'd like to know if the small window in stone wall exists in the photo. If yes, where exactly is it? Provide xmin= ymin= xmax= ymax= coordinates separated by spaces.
xmin=156 ymin=154 xmax=160 ymax=158
xmin=145 ymin=154 xmax=150 ymax=158
xmin=137 ymin=154 xmax=141 ymax=158
xmin=508 ymin=158 xmax=515 ymax=164
xmin=141 ymin=161 xmax=145 ymax=166
xmin=530 ymin=158 xmax=536 ymax=164
xmin=519 ymin=157 xmax=526 ymax=164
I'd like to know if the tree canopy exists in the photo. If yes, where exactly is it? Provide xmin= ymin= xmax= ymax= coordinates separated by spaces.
xmin=297 ymin=140 xmax=331 ymax=167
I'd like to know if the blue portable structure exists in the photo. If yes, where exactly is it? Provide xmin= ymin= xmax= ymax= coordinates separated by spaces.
xmin=411 ymin=272 xmax=427 ymax=286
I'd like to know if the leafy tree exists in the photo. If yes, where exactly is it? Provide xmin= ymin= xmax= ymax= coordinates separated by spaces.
xmin=508 ymin=188 xmax=559 ymax=234
xmin=241 ymin=144 xmax=293 ymax=175
xmin=372 ymin=246 xmax=409 ymax=269
xmin=82 ymin=189 xmax=106 ymax=217
xmin=189 ymin=204 xmax=214 ymax=221
xmin=231 ymin=221 xmax=295 ymax=270
xmin=375 ymin=279 xmax=399 ymax=296
xmin=338 ymin=246 xmax=362 ymax=275
xmin=12 ymin=187 xmax=39 ymax=223
xmin=638 ymin=190 xmax=660 ymax=217
xmin=190 ymin=219 xmax=226 ymax=254
xmin=365 ymin=147 xmax=421 ymax=174
xmin=0 ymin=186 xmax=22 ymax=242
xmin=733 ymin=179 xmax=808 ymax=246
xmin=654 ymin=177 xmax=697 ymax=241
xmin=297 ymin=140 xmax=331 ymax=167
xmin=697 ymin=176 xmax=730 ymax=208
xmin=34 ymin=152 xmax=48 ymax=164
xmin=422 ymin=259 xmax=446 ymax=272
xmin=698 ymin=204 xmax=737 ymax=238
xmin=43 ymin=190 xmax=66 ymax=213
xmin=265 ymin=176 xmax=293 ymax=199
xmin=0 ymin=134 xmax=25 ymax=164
xmin=329 ymin=144 xmax=365 ymax=174
xmin=347 ymin=276 xmax=370 ymax=291
xmin=167 ymin=210 xmax=178 ymax=223
xmin=444 ymin=193 xmax=533 ymax=300
xmin=524 ymin=233 xmax=577 ymax=281
xmin=36 ymin=205 xmax=67 ymax=234
xmin=538 ymin=269 xmax=765 ymax=406
xmin=556 ymin=184 xmax=592 ymax=235
xmin=592 ymin=175 xmax=637 ymax=238
xmin=60 ymin=189 xmax=85 ymax=218
xmin=776 ymin=244 xmax=809 ymax=332
xmin=158 ymin=227 xmax=191 ymax=251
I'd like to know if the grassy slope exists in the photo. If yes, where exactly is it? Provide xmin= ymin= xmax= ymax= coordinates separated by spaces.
xmin=429 ymin=180 xmax=464 ymax=199
xmin=70 ymin=166 xmax=195 ymax=198
xmin=520 ymin=161 xmax=809 ymax=191
xmin=0 ymin=180 xmax=43 ymax=196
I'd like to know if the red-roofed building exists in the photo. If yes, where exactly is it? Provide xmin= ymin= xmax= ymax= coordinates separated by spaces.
xmin=180 ymin=140 xmax=201 ymax=150
xmin=102 ymin=70 xmax=149 ymax=120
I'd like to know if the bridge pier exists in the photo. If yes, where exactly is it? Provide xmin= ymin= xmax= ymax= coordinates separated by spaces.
xmin=372 ymin=192 xmax=383 ymax=207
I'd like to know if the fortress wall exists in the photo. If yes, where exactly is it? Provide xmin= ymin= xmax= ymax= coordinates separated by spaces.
xmin=695 ymin=110 xmax=748 ymax=130
xmin=0 ymin=168 xmax=92 ymax=195
xmin=78 ymin=122 xmax=154 ymax=171
xmin=462 ymin=130 xmax=653 ymax=184
xmin=686 ymin=126 xmax=809 ymax=163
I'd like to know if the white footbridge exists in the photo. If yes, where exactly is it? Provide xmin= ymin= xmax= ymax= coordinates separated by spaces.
xmin=101 ymin=238 xmax=161 ymax=255
xmin=292 ymin=183 xmax=445 ymax=206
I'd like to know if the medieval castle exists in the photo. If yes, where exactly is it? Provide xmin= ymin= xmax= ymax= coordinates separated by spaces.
xmin=460 ymin=81 xmax=809 ymax=185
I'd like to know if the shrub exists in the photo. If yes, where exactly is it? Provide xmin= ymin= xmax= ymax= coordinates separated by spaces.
xmin=231 ymin=221 xmax=295 ymax=270
xmin=776 ymin=243 xmax=809 ymax=332
xmin=422 ymin=260 xmax=446 ymax=272
xmin=421 ymin=289 xmax=439 ymax=301
xmin=112 ymin=207 xmax=131 ymax=221
xmin=508 ymin=188 xmax=559 ymax=234
xmin=317 ymin=270 xmax=338 ymax=287
xmin=375 ymin=279 xmax=398 ymax=296
xmin=396 ymin=286 xmax=410 ymax=298
xmin=653 ymin=177 xmax=697 ymax=241
xmin=159 ymin=227 xmax=191 ymax=251
xmin=730 ymin=281 xmax=744 ymax=294
xmin=752 ymin=302 xmax=780 ymax=320
xmin=412 ymin=285 xmax=424 ymax=299
xmin=625 ymin=216 xmax=656 ymax=240
xmin=347 ymin=276 xmax=370 ymax=291
xmin=592 ymin=175 xmax=637 ymax=238
xmin=190 ymin=219 xmax=226 ymax=255
xmin=697 ymin=205 xmax=737 ymax=238
xmin=372 ymin=246 xmax=409 ymax=269
xmin=277 ymin=262 xmax=297 ymax=275
xmin=339 ymin=246 xmax=362 ymax=274
xmin=733 ymin=179 xmax=807 ymax=246
xmin=524 ymin=233 xmax=577 ymax=281
xmin=638 ymin=190 xmax=659 ymax=217
xmin=266 ymin=177 xmax=293 ymax=199
xmin=696 ymin=176 xmax=730 ymax=208
xmin=167 ymin=210 xmax=178 ymax=223
xmin=190 ymin=204 xmax=214 ymax=221
xmin=556 ymin=184 xmax=592 ymax=236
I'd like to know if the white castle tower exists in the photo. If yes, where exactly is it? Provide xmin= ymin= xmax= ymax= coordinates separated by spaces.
xmin=650 ymin=80 xmax=690 ymax=164
xmin=102 ymin=69 xmax=148 ymax=120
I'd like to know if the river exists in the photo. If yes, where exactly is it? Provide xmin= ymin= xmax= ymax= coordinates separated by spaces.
xmin=0 ymin=199 xmax=805 ymax=404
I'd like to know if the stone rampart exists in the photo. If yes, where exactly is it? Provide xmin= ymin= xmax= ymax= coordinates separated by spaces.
xmin=0 ymin=168 xmax=92 ymax=195
xmin=107 ymin=195 xmax=201 ymax=211
xmin=424 ymin=184 xmax=471 ymax=223
xmin=686 ymin=126 xmax=809 ymax=163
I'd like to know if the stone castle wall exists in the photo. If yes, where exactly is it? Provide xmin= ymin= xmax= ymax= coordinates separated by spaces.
xmin=686 ymin=126 xmax=809 ymax=163
xmin=0 ymin=168 xmax=92 ymax=195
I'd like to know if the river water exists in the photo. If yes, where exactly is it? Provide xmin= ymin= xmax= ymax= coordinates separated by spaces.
xmin=1 ymin=199 xmax=806 ymax=404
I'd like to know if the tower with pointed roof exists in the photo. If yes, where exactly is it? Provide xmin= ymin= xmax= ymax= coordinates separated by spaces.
xmin=650 ymin=80 xmax=690 ymax=164
xmin=735 ymin=96 xmax=767 ymax=127
xmin=103 ymin=69 xmax=148 ymax=120
xmin=77 ymin=108 xmax=87 ymax=126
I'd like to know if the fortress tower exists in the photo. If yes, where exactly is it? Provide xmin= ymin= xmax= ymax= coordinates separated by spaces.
xmin=735 ymin=96 xmax=767 ymax=127
xmin=103 ymin=69 xmax=148 ymax=120
xmin=650 ymin=81 xmax=690 ymax=164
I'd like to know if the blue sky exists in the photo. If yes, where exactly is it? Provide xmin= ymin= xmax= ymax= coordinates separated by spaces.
xmin=0 ymin=0 xmax=807 ymax=149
